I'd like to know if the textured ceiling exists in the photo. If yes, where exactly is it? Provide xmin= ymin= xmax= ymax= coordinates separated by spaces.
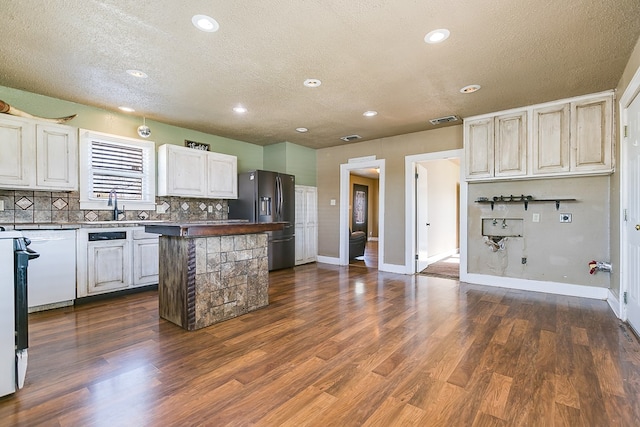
xmin=0 ymin=0 xmax=639 ymax=149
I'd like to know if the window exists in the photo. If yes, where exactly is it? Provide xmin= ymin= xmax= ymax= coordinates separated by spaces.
xmin=79 ymin=129 xmax=156 ymax=211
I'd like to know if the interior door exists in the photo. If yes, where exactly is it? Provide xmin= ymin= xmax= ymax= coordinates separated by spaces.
xmin=626 ymin=92 xmax=640 ymax=334
xmin=352 ymin=184 xmax=368 ymax=233
xmin=416 ymin=163 xmax=429 ymax=272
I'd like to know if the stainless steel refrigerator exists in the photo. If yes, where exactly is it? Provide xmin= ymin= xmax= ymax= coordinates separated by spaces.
xmin=228 ymin=170 xmax=295 ymax=270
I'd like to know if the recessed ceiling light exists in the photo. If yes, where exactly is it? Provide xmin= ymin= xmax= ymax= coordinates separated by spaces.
xmin=295 ymin=127 xmax=308 ymax=133
xmin=460 ymin=84 xmax=481 ymax=94
xmin=303 ymin=79 xmax=322 ymax=88
xmin=424 ymin=29 xmax=450 ymax=44
xmin=233 ymin=106 xmax=247 ymax=113
xmin=363 ymin=111 xmax=378 ymax=117
xmin=118 ymin=106 xmax=135 ymax=112
xmin=192 ymin=14 xmax=219 ymax=32
xmin=126 ymin=69 xmax=148 ymax=78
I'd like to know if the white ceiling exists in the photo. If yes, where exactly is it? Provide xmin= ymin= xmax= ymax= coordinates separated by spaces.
xmin=1 ymin=0 xmax=639 ymax=149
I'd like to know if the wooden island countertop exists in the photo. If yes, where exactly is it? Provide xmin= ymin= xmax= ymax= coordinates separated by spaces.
xmin=144 ymin=220 xmax=286 ymax=331
xmin=144 ymin=220 xmax=285 ymax=237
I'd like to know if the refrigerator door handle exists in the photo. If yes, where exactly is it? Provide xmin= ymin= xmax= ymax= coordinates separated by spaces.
xmin=275 ymin=176 xmax=282 ymax=220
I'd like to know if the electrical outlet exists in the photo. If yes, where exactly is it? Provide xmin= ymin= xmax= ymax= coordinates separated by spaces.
xmin=560 ymin=213 xmax=572 ymax=223
xmin=532 ymin=213 xmax=540 ymax=223
xmin=208 ymin=205 xmax=213 ymax=213
xmin=330 ymin=199 xmax=336 ymax=206
xmin=0 ymin=200 xmax=4 ymax=211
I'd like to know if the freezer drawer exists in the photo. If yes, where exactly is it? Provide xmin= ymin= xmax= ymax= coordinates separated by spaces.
xmin=269 ymin=236 xmax=295 ymax=271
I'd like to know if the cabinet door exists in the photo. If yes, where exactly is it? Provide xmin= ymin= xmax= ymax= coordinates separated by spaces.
xmin=87 ymin=240 xmax=131 ymax=295
xmin=207 ymin=152 xmax=237 ymax=199
xmin=571 ymin=95 xmax=613 ymax=172
xmin=532 ymin=103 xmax=570 ymax=174
xmin=495 ymin=111 xmax=527 ymax=177
xmin=294 ymin=187 xmax=305 ymax=264
xmin=36 ymin=123 xmax=78 ymax=190
xmin=0 ymin=115 xmax=35 ymax=187
xmin=133 ymin=238 xmax=159 ymax=286
xmin=159 ymin=145 xmax=207 ymax=196
xmin=294 ymin=186 xmax=318 ymax=265
xmin=464 ymin=118 xmax=494 ymax=179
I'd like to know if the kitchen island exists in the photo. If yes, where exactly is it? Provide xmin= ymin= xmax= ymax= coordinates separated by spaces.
xmin=145 ymin=221 xmax=285 ymax=331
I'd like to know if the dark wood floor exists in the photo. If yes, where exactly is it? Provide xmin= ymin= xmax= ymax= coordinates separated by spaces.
xmin=2 ymin=263 xmax=640 ymax=426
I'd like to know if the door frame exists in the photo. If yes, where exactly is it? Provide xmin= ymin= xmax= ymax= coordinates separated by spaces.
xmin=415 ymin=163 xmax=430 ymax=273
xmin=340 ymin=159 xmax=385 ymax=266
xmin=620 ymin=65 xmax=640 ymax=321
xmin=405 ymin=149 xmax=464 ymax=275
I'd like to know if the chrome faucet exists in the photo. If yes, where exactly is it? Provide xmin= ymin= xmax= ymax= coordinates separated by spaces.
xmin=107 ymin=189 xmax=123 ymax=220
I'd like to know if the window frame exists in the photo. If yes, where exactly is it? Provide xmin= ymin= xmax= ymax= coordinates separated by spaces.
xmin=79 ymin=129 xmax=156 ymax=211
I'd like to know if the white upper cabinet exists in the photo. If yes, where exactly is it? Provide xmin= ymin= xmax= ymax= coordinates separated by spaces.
xmin=532 ymin=103 xmax=570 ymax=174
xmin=0 ymin=115 xmax=77 ymax=190
xmin=495 ymin=111 xmax=527 ymax=177
xmin=158 ymin=144 xmax=207 ymax=197
xmin=464 ymin=91 xmax=613 ymax=181
xmin=570 ymin=95 xmax=613 ymax=173
xmin=207 ymin=152 xmax=238 ymax=199
xmin=465 ymin=111 xmax=527 ymax=179
xmin=157 ymin=144 xmax=237 ymax=199
xmin=36 ymin=123 xmax=78 ymax=190
xmin=464 ymin=117 xmax=494 ymax=179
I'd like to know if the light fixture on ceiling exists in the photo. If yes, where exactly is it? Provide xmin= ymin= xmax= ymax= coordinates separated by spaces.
xmin=295 ymin=127 xmax=308 ymax=133
xmin=233 ymin=106 xmax=247 ymax=113
xmin=424 ymin=28 xmax=450 ymax=44
xmin=363 ymin=110 xmax=378 ymax=117
xmin=192 ymin=14 xmax=219 ymax=32
xmin=303 ymin=79 xmax=322 ymax=88
xmin=118 ymin=106 xmax=135 ymax=112
xmin=126 ymin=69 xmax=148 ymax=78
xmin=460 ymin=84 xmax=481 ymax=94
xmin=137 ymin=117 xmax=151 ymax=138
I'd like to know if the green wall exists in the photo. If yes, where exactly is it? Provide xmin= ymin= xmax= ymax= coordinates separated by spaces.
xmin=263 ymin=142 xmax=317 ymax=186
xmin=0 ymin=85 xmax=317 ymax=183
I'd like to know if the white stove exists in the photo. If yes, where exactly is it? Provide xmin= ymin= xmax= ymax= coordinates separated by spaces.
xmin=0 ymin=229 xmax=39 ymax=397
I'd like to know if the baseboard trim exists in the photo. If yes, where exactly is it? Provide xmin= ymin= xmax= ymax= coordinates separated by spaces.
xmin=317 ymin=256 xmax=340 ymax=265
xmin=608 ymin=289 xmax=622 ymax=319
xmin=462 ymin=273 xmax=608 ymax=300
xmin=380 ymin=263 xmax=409 ymax=274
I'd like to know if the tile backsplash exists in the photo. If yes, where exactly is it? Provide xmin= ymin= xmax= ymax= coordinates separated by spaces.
xmin=0 ymin=190 xmax=228 ymax=224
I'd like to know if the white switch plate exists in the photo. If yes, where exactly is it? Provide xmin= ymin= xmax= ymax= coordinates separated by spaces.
xmin=0 ymin=200 xmax=4 ymax=211
xmin=532 ymin=213 xmax=540 ymax=222
xmin=330 ymin=199 xmax=336 ymax=206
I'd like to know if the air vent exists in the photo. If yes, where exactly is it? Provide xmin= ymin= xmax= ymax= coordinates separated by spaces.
xmin=429 ymin=115 xmax=459 ymax=125
xmin=340 ymin=134 xmax=362 ymax=142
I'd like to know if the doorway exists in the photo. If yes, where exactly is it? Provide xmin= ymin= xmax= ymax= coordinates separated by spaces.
xmin=405 ymin=149 xmax=464 ymax=275
xmin=340 ymin=159 xmax=385 ymax=268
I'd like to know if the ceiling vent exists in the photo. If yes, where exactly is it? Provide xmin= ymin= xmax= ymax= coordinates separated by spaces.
xmin=429 ymin=115 xmax=459 ymax=125
xmin=340 ymin=134 xmax=362 ymax=142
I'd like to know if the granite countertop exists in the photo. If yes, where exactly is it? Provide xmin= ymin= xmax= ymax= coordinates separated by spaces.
xmin=144 ymin=221 xmax=286 ymax=237
xmin=1 ymin=220 xmax=169 ymax=230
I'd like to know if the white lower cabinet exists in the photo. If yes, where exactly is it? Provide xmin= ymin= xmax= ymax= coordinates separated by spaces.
xmin=87 ymin=237 xmax=131 ymax=295
xmin=77 ymin=227 xmax=159 ymax=297
xmin=132 ymin=229 xmax=160 ymax=286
